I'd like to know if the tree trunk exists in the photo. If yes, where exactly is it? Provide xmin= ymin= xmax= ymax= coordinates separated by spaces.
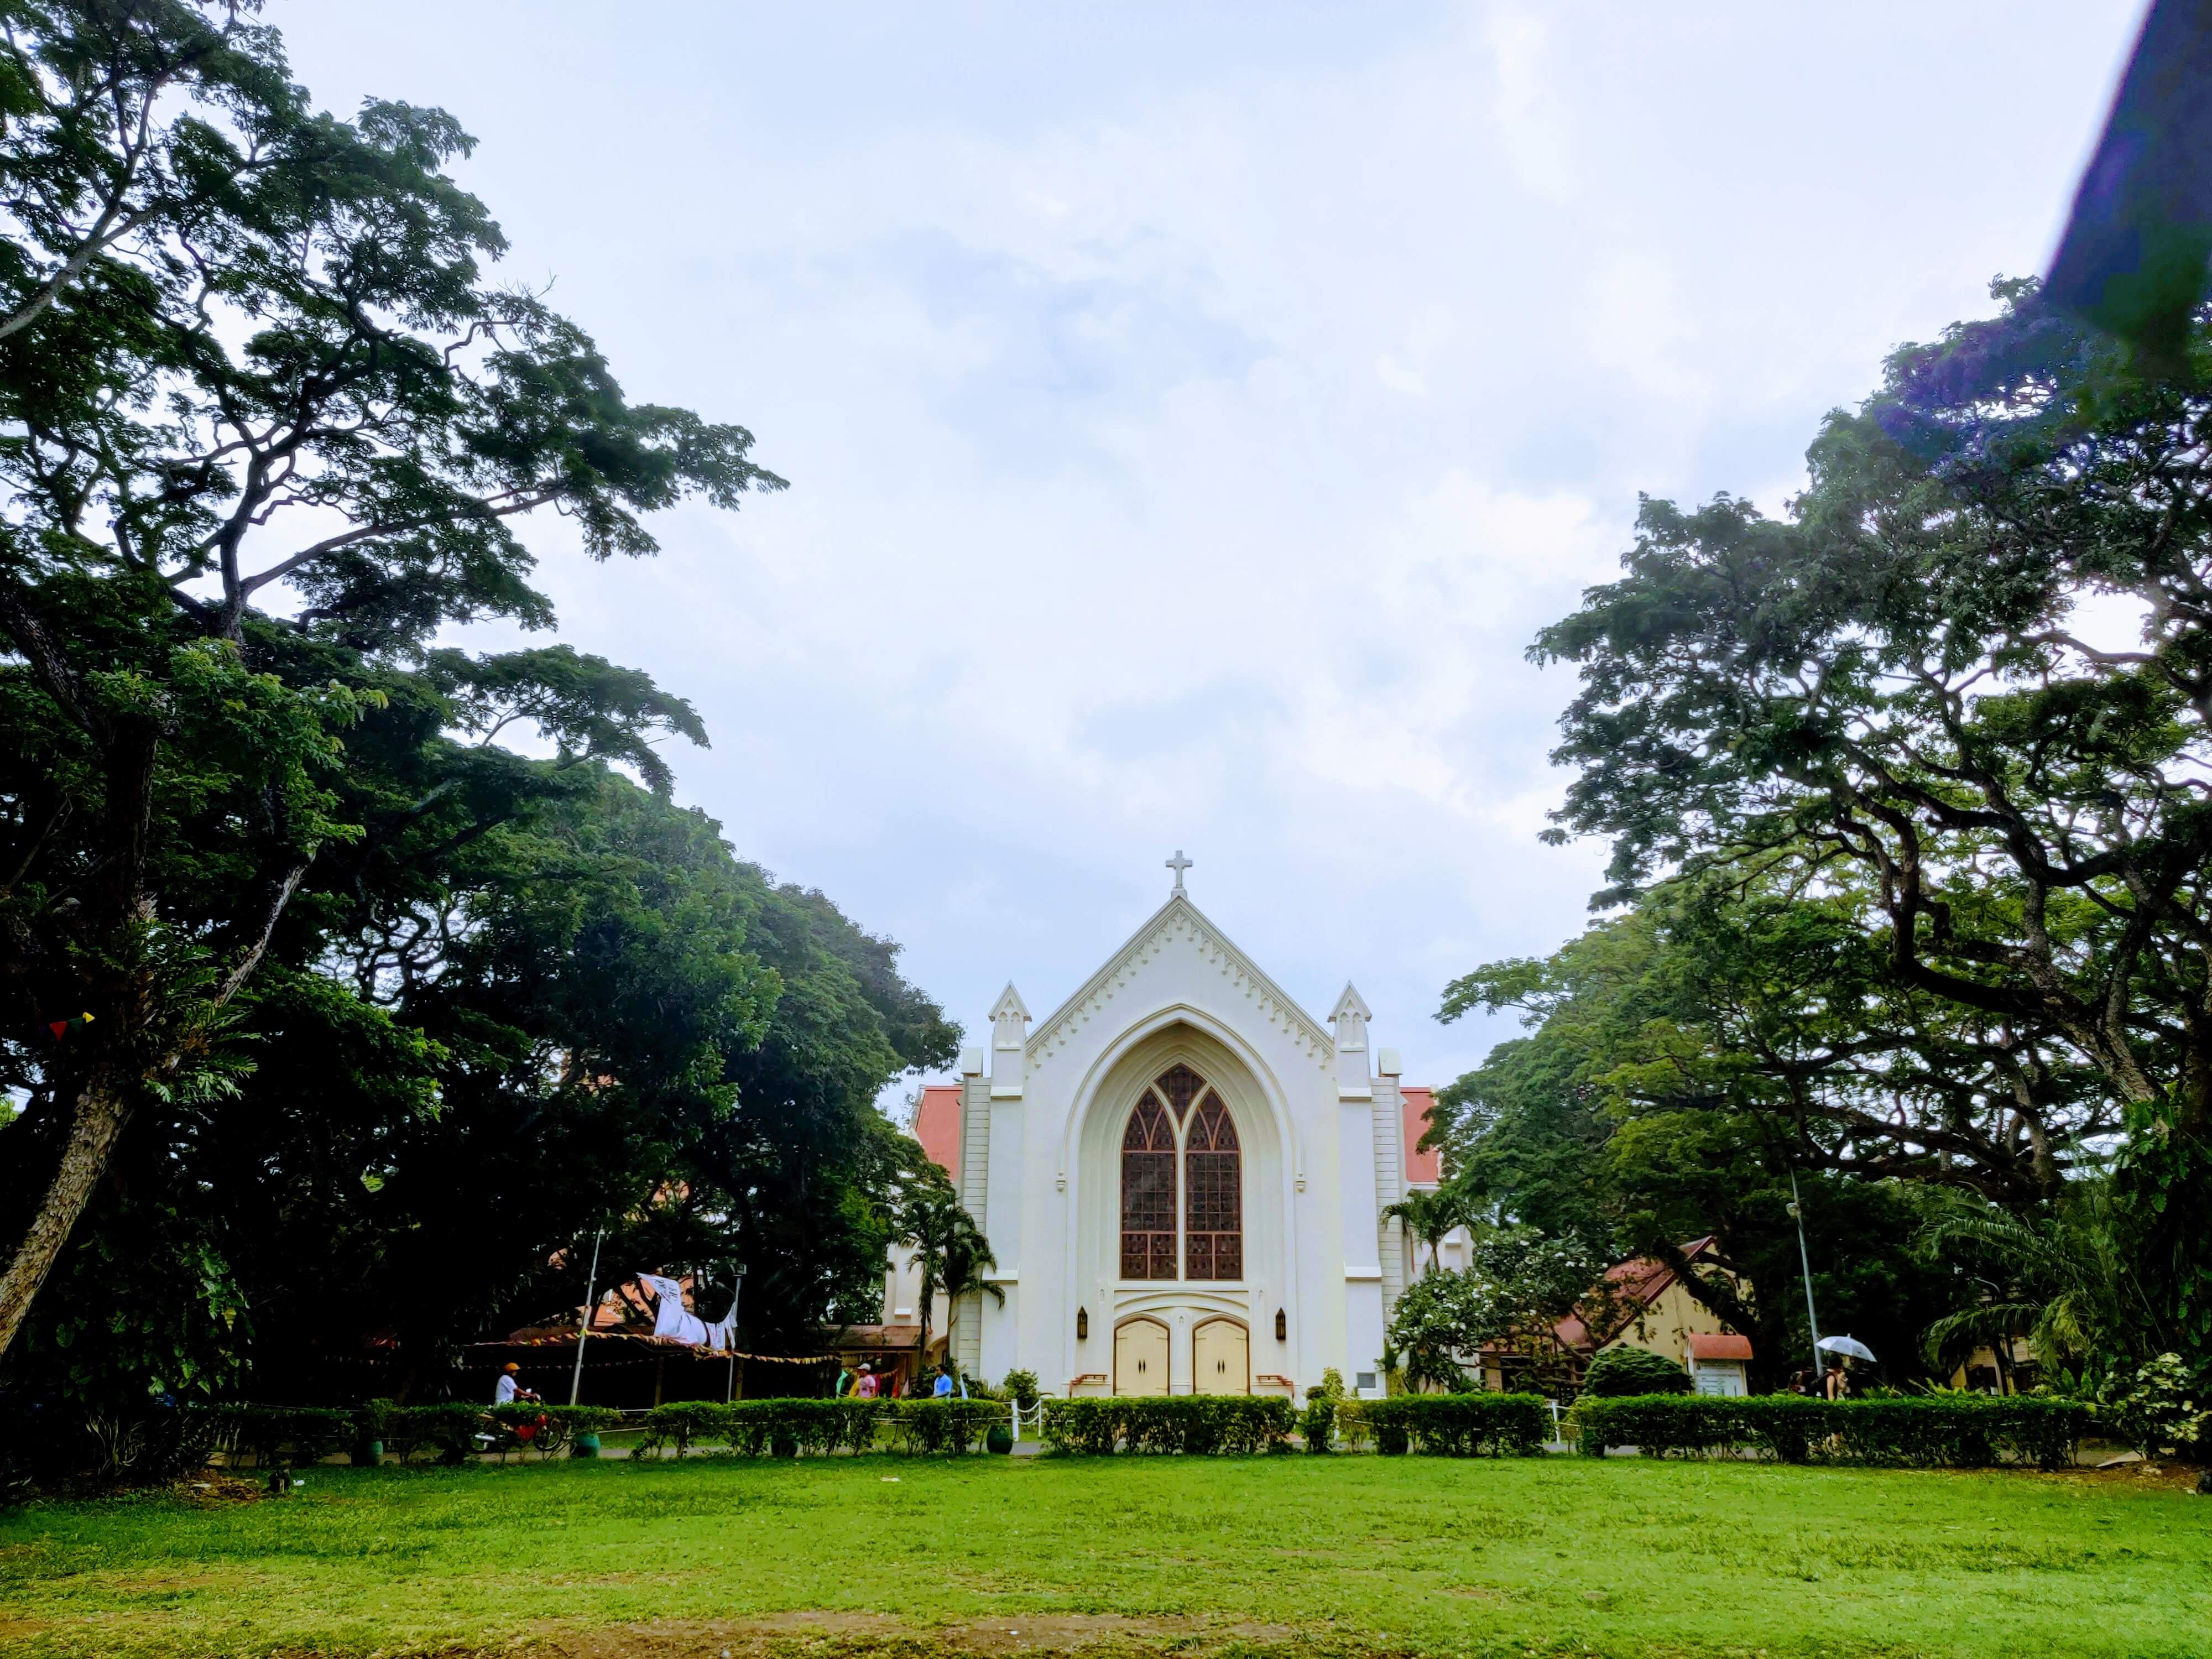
xmin=0 ymin=1066 xmax=133 ymax=1358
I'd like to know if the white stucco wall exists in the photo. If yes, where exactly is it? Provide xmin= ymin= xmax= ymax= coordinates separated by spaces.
xmin=948 ymin=895 xmax=1400 ymax=1399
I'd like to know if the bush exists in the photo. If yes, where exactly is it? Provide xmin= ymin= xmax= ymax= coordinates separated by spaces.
xmin=2091 ymin=1354 xmax=2209 ymax=1456
xmin=1359 ymin=1394 xmax=1550 ymax=1457
xmin=624 ymin=1399 xmax=1000 ymax=1459
xmin=1039 ymin=1396 xmax=1295 ymax=1455
xmin=206 ymin=1406 xmax=355 ymax=1468
xmin=1564 ymin=1395 xmax=2088 ymax=1468
xmin=1001 ymin=1369 xmax=1040 ymax=1410
xmin=486 ymin=1403 xmax=621 ymax=1458
xmin=1300 ymin=1395 xmax=1335 ymax=1453
xmin=1580 ymin=1346 xmax=1692 ymax=1398
xmin=885 ymin=1400 xmax=1000 ymax=1454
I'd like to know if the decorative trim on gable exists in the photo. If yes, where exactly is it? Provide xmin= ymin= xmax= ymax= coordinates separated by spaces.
xmin=1026 ymin=895 xmax=1334 ymax=1072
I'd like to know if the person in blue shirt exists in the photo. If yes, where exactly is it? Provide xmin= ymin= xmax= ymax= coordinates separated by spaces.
xmin=931 ymin=1364 xmax=954 ymax=1399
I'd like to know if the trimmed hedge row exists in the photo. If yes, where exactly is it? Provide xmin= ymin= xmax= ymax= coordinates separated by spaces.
xmin=1040 ymin=1396 xmax=1296 ymax=1454
xmin=200 ymin=1399 xmax=1006 ymax=1463
xmin=1345 ymin=1393 xmax=1550 ymax=1457
xmin=1564 ymin=1394 xmax=2089 ymax=1468
xmin=629 ymin=1398 xmax=1003 ymax=1458
xmin=205 ymin=1402 xmax=623 ymax=1465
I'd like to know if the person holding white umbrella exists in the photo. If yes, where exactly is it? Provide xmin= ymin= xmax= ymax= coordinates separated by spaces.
xmin=1817 ymin=1334 xmax=1876 ymax=1399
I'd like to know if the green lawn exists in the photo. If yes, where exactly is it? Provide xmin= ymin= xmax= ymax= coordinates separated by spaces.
xmin=0 ymin=1454 xmax=2204 ymax=1658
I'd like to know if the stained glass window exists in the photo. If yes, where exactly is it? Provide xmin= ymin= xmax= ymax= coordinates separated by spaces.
xmin=1156 ymin=1062 xmax=1206 ymax=1124
xmin=1184 ymin=1091 xmax=1241 ymax=1281
xmin=1120 ymin=1092 xmax=1177 ymax=1280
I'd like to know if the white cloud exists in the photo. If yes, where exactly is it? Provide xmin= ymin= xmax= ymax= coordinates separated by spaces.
xmin=271 ymin=0 xmax=2143 ymax=1098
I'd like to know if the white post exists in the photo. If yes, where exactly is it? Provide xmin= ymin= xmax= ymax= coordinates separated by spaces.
xmin=1789 ymin=1168 xmax=1824 ymax=1386
xmin=567 ymin=1229 xmax=604 ymax=1407
xmin=724 ymin=1267 xmax=747 ymax=1404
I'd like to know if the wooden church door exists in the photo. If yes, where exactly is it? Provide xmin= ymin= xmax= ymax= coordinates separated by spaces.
xmin=1192 ymin=1318 xmax=1249 ymax=1394
xmin=1114 ymin=1317 xmax=1169 ymax=1396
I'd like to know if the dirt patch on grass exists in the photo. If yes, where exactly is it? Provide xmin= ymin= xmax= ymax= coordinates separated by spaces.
xmin=2038 ymin=1460 xmax=2208 ymax=1495
xmin=171 ymin=1470 xmax=270 ymax=1505
xmin=524 ymin=1611 xmax=1313 ymax=1658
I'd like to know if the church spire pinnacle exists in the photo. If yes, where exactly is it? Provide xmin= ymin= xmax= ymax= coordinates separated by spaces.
xmin=1165 ymin=848 xmax=1193 ymax=895
xmin=1331 ymin=982 xmax=1373 ymax=1101
xmin=989 ymin=982 xmax=1029 ymax=1100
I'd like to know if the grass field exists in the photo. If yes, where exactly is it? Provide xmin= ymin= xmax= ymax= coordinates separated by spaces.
xmin=0 ymin=1454 xmax=2205 ymax=1659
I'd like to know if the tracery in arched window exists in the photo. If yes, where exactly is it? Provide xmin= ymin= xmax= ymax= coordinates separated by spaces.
xmin=1183 ymin=1091 xmax=1241 ymax=1281
xmin=1156 ymin=1062 xmax=1206 ymax=1124
xmin=1120 ymin=1092 xmax=1178 ymax=1280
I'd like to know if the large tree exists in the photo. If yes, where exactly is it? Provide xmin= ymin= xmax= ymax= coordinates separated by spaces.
xmin=1432 ymin=890 xmax=1984 ymax=1385
xmin=0 ymin=0 xmax=782 ymax=1359
xmin=1535 ymin=281 xmax=2212 ymax=1141
xmin=1516 ymin=280 xmax=2212 ymax=1376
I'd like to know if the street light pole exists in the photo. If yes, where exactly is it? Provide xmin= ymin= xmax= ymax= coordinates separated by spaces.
xmin=567 ymin=1228 xmax=604 ymax=1407
xmin=1788 ymin=1168 xmax=1824 ymax=1387
xmin=724 ymin=1265 xmax=746 ymax=1404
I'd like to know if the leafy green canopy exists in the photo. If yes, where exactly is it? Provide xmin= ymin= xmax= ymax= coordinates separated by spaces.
xmin=1537 ymin=280 xmax=2212 ymax=1141
xmin=1439 ymin=279 xmax=2212 ymax=1388
xmin=0 ymin=1 xmax=950 ymax=1403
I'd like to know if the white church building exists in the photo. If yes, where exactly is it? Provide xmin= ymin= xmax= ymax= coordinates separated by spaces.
xmin=883 ymin=858 xmax=1444 ymax=1402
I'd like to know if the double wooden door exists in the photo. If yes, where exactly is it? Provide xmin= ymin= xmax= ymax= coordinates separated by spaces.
xmin=1111 ymin=1315 xmax=1249 ymax=1395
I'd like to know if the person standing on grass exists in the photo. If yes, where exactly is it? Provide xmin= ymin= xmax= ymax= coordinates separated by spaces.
xmin=932 ymin=1363 xmax=954 ymax=1399
xmin=855 ymin=1363 xmax=879 ymax=1399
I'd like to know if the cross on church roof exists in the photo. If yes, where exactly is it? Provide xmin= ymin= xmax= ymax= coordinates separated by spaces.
xmin=1165 ymin=849 xmax=1193 ymax=894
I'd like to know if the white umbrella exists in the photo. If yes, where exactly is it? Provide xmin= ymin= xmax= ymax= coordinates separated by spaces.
xmin=1817 ymin=1334 xmax=1877 ymax=1363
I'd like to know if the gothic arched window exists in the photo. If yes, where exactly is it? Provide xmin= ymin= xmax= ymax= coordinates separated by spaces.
xmin=1184 ymin=1091 xmax=1242 ymax=1281
xmin=1120 ymin=1092 xmax=1177 ymax=1280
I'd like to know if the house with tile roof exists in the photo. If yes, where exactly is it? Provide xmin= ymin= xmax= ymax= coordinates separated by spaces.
xmin=1489 ymin=1234 xmax=1754 ymax=1392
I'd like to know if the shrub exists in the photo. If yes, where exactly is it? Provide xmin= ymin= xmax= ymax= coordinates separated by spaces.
xmin=1360 ymin=1393 xmax=1550 ymax=1457
xmin=383 ymin=1404 xmax=487 ymax=1465
xmin=1564 ymin=1395 xmax=2087 ymax=1468
xmin=1580 ymin=1346 xmax=1692 ymax=1398
xmin=622 ymin=1399 xmax=998 ymax=1459
xmin=1001 ymin=1369 xmax=1040 ymax=1410
xmin=1039 ymin=1396 xmax=1295 ymax=1454
xmin=1300 ymin=1395 xmax=1335 ymax=1453
xmin=486 ymin=1403 xmax=621 ymax=1458
xmin=2092 ymin=1354 xmax=2209 ymax=1457
xmin=206 ymin=1406 xmax=354 ymax=1468
xmin=885 ymin=1400 xmax=999 ymax=1454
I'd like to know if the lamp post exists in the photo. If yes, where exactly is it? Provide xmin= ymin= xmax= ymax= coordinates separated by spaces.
xmin=567 ymin=1228 xmax=604 ymax=1407
xmin=1787 ymin=1168 xmax=1824 ymax=1387
xmin=724 ymin=1265 xmax=747 ymax=1403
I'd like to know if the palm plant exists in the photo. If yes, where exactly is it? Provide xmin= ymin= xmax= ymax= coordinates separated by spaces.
xmin=1381 ymin=1186 xmax=1468 ymax=1277
xmin=898 ymin=1173 xmax=1002 ymax=1378
xmin=939 ymin=1228 xmax=1008 ymax=1379
xmin=1919 ymin=1182 xmax=2156 ymax=1385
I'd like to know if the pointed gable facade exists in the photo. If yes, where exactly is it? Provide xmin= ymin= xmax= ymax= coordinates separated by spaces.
xmin=896 ymin=884 xmax=1435 ymax=1400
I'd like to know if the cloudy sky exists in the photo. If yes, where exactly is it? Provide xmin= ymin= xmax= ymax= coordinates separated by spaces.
xmin=280 ymin=2 xmax=2141 ymax=1101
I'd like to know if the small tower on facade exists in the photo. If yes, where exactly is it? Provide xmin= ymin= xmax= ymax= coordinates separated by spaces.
xmin=1330 ymin=982 xmax=1373 ymax=1101
xmin=989 ymin=982 xmax=1030 ymax=1098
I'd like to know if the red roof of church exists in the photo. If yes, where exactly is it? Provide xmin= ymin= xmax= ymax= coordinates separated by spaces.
xmin=913 ymin=1083 xmax=962 ymax=1175
xmin=1401 ymin=1087 xmax=1442 ymax=1185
